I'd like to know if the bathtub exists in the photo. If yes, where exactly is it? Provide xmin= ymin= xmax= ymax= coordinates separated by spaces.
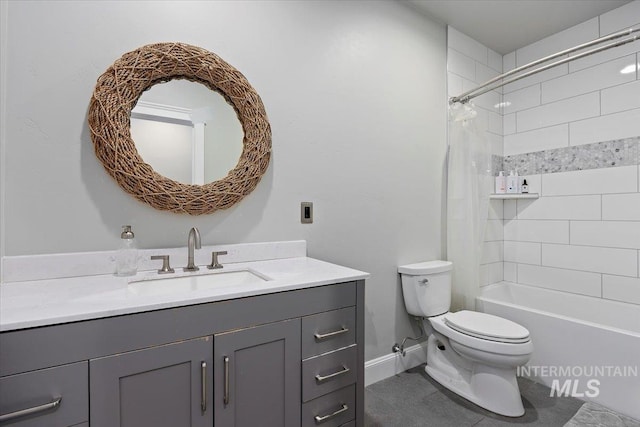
xmin=476 ymin=282 xmax=640 ymax=421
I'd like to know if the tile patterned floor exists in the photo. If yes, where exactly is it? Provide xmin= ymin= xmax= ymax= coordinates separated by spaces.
xmin=365 ymin=364 xmax=584 ymax=427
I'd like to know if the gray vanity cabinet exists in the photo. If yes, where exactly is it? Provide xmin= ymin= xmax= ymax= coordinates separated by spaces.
xmin=0 ymin=279 xmax=365 ymax=427
xmin=213 ymin=319 xmax=301 ymax=427
xmin=89 ymin=336 xmax=213 ymax=427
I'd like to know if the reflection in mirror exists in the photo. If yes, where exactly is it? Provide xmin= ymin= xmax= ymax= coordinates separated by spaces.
xmin=130 ymin=80 xmax=244 ymax=185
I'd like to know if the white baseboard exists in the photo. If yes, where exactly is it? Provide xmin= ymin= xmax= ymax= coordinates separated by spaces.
xmin=364 ymin=342 xmax=428 ymax=387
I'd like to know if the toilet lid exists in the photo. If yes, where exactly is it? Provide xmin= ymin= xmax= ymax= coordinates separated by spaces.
xmin=444 ymin=311 xmax=530 ymax=343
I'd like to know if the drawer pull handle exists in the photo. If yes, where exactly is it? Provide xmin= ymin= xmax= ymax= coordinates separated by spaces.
xmin=315 ymin=366 xmax=350 ymax=383
xmin=0 ymin=397 xmax=62 ymax=422
xmin=223 ymin=356 xmax=230 ymax=405
xmin=201 ymin=361 xmax=207 ymax=413
xmin=314 ymin=403 xmax=348 ymax=423
xmin=314 ymin=327 xmax=349 ymax=341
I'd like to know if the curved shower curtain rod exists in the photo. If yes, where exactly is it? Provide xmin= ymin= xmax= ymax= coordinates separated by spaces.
xmin=450 ymin=26 xmax=639 ymax=104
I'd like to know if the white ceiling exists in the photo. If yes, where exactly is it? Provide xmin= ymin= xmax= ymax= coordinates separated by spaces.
xmin=407 ymin=0 xmax=633 ymax=54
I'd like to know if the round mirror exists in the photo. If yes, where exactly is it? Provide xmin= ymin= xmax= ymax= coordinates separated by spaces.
xmin=131 ymin=80 xmax=244 ymax=185
xmin=88 ymin=42 xmax=271 ymax=215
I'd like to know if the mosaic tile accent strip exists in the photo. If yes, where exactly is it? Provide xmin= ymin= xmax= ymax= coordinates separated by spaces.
xmin=502 ymin=137 xmax=639 ymax=176
xmin=491 ymin=154 xmax=503 ymax=177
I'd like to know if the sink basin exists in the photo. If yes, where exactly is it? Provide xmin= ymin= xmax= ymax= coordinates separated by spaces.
xmin=128 ymin=269 xmax=270 ymax=296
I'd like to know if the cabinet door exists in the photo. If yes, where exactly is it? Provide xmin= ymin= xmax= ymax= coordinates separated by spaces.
xmin=90 ymin=336 xmax=213 ymax=427
xmin=214 ymin=319 xmax=301 ymax=427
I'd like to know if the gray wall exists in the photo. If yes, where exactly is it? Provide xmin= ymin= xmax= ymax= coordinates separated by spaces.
xmin=0 ymin=0 xmax=447 ymax=362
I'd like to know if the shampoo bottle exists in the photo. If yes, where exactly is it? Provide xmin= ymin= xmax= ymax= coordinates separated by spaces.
xmin=506 ymin=171 xmax=518 ymax=193
xmin=495 ymin=171 xmax=506 ymax=194
xmin=521 ymin=179 xmax=529 ymax=193
xmin=116 ymin=225 xmax=138 ymax=276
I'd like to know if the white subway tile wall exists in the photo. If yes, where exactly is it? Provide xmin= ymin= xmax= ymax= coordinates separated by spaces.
xmin=599 ymin=1 xmax=640 ymax=35
xmin=448 ymin=27 xmax=489 ymax=65
xmin=570 ymin=221 xmax=640 ymax=249
xmin=516 ymin=264 xmax=602 ymax=297
xmin=499 ymin=4 xmax=640 ymax=305
xmin=448 ymin=48 xmax=476 ymax=81
xmin=503 ymin=124 xmax=568 ymax=156
xmin=514 ymin=18 xmax=599 ymax=67
xmin=487 ymin=49 xmax=502 ymax=74
xmin=541 ymin=165 xmax=638 ymax=196
xmin=517 ymin=195 xmax=601 ymax=220
xmin=517 ymin=92 xmax=601 ymax=132
xmin=602 ymin=193 xmax=640 ymax=220
xmin=503 ymin=113 xmax=516 ymax=135
xmin=503 ymin=262 xmax=517 ymax=282
xmin=541 ymin=55 xmax=636 ymax=104
xmin=487 ymin=262 xmax=504 ymax=285
xmin=601 ymin=80 xmax=640 ymax=115
xmin=541 ymin=244 xmax=638 ymax=276
xmin=569 ymin=108 xmax=640 ymax=146
xmin=476 ymin=62 xmax=500 ymax=85
xmin=504 ymin=220 xmax=569 ymax=244
xmin=448 ymin=4 xmax=640 ymax=303
xmin=602 ymin=275 xmax=640 ymax=305
xmin=488 ymin=199 xmax=505 ymax=220
xmin=482 ymin=241 xmax=504 ymax=265
xmin=503 ymin=65 xmax=569 ymax=94
xmin=485 ymin=219 xmax=504 ymax=242
xmin=503 ymin=200 xmax=517 ymax=221
xmin=503 ymin=52 xmax=516 ymax=73
xmin=503 ymin=241 xmax=541 ymax=265
xmin=569 ymin=40 xmax=640 ymax=72
xmin=503 ymin=85 xmax=541 ymax=115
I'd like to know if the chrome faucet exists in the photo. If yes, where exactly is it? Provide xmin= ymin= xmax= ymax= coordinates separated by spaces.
xmin=184 ymin=227 xmax=201 ymax=272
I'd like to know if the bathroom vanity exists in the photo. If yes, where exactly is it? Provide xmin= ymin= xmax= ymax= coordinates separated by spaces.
xmin=0 ymin=242 xmax=367 ymax=427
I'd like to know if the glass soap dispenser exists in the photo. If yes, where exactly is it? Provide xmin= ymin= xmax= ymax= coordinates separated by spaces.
xmin=116 ymin=225 xmax=138 ymax=276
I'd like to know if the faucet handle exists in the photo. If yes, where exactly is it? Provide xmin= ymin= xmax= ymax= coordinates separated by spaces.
xmin=151 ymin=255 xmax=175 ymax=274
xmin=207 ymin=251 xmax=228 ymax=270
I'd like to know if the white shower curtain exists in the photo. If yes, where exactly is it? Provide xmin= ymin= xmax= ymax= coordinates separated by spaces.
xmin=447 ymin=103 xmax=493 ymax=311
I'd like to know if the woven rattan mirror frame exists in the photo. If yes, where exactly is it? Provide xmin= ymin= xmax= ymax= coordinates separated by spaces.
xmin=88 ymin=42 xmax=271 ymax=215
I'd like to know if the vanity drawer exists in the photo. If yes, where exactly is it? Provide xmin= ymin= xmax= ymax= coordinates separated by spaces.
xmin=302 ymin=345 xmax=357 ymax=402
xmin=0 ymin=361 xmax=88 ymax=427
xmin=302 ymin=306 xmax=356 ymax=359
xmin=302 ymin=384 xmax=355 ymax=427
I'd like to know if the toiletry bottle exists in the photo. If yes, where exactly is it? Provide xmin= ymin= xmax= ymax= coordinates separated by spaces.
xmin=506 ymin=171 xmax=517 ymax=193
xmin=514 ymin=170 xmax=520 ymax=193
xmin=116 ymin=225 xmax=138 ymax=276
xmin=495 ymin=171 xmax=506 ymax=194
xmin=521 ymin=179 xmax=529 ymax=193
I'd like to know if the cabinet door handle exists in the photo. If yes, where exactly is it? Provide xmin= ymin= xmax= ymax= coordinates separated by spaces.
xmin=315 ymin=366 xmax=350 ymax=383
xmin=223 ymin=356 xmax=230 ymax=405
xmin=0 ymin=397 xmax=62 ymax=422
xmin=201 ymin=361 xmax=207 ymax=413
xmin=314 ymin=327 xmax=349 ymax=341
xmin=314 ymin=403 xmax=348 ymax=423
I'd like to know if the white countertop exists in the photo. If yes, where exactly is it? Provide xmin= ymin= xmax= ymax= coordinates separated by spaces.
xmin=0 ymin=257 xmax=369 ymax=332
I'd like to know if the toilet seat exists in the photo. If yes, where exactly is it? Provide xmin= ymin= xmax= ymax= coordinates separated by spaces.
xmin=444 ymin=311 xmax=530 ymax=344
xmin=429 ymin=313 xmax=532 ymax=357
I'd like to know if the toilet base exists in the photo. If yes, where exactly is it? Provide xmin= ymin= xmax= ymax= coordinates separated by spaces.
xmin=425 ymin=334 xmax=526 ymax=417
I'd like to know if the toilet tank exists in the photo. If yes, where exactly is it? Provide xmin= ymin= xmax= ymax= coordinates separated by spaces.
xmin=398 ymin=260 xmax=452 ymax=317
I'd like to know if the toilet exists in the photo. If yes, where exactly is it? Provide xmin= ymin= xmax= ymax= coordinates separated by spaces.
xmin=398 ymin=260 xmax=533 ymax=417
